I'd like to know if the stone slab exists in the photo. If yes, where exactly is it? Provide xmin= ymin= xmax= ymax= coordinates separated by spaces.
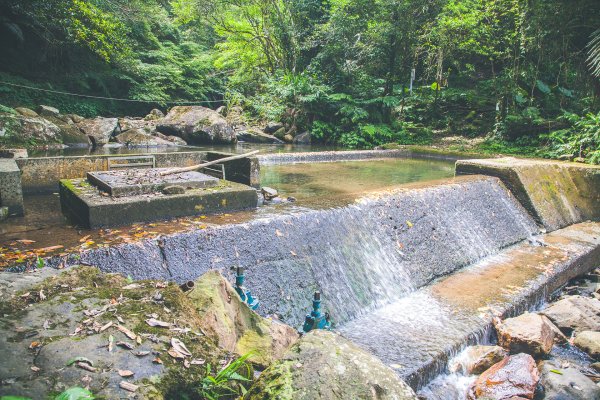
xmin=60 ymin=178 xmax=257 ymax=228
xmin=0 ymin=158 xmax=24 ymax=216
xmin=87 ymin=168 xmax=219 ymax=197
xmin=339 ymin=221 xmax=600 ymax=389
xmin=456 ymin=157 xmax=600 ymax=232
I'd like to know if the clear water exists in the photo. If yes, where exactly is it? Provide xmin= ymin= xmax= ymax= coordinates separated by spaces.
xmin=260 ymin=158 xmax=455 ymax=208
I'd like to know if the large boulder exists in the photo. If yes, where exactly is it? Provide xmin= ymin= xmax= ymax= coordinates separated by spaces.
xmin=538 ymin=360 xmax=600 ymax=400
xmin=115 ymin=129 xmax=175 ymax=147
xmin=237 ymin=127 xmax=284 ymax=144
xmin=264 ymin=121 xmax=283 ymax=134
xmin=293 ymin=131 xmax=311 ymax=144
xmin=77 ymin=117 xmax=119 ymax=146
xmin=157 ymin=106 xmax=237 ymax=144
xmin=451 ymin=345 xmax=508 ymax=375
xmin=187 ymin=270 xmax=299 ymax=367
xmin=36 ymin=105 xmax=60 ymax=118
xmin=494 ymin=313 xmax=555 ymax=356
xmin=541 ymin=295 xmax=600 ymax=335
xmin=0 ymin=113 xmax=61 ymax=144
xmin=573 ymin=331 xmax=600 ymax=360
xmin=245 ymin=330 xmax=418 ymax=400
xmin=14 ymin=107 xmax=38 ymax=118
xmin=467 ymin=353 xmax=539 ymax=400
xmin=40 ymin=115 xmax=88 ymax=145
xmin=144 ymin=108 xmax=164 ymax=120
xmin=153 ymin=131 xmax=187 ymax=146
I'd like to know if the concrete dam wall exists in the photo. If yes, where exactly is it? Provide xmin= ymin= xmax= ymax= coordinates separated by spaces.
xmin=64 ymin=175 xmax=538 ymax=327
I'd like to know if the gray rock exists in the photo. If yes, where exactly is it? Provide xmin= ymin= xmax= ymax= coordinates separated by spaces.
xmin=14 ymin=107 xmax=38 ymax=117
xmin=77 ymin=117 xmax=119 ymax=146
xmin=41 ymin=115 xmax=88 ymax=145
xmin=293 ymin=131 xmax=311 ymax=144
xmin=264 ymin=122 xmax=283 ymax=134
xmin=573 ymin=331 xmax=600 ymax=360
xmin=0 ymin=113 xmax=61 ymax=144
xmin=157 ymin=105 xmax=237 ymax=144
xmin=162 ymin=185 xmax=185 ymax=195
xmin=273 ymin=126 xmax=287 ymax=140
xmin=538 ymin=360 xmax=600 ymax=400
xmin=36 ymin=105 xmax=60 ymax=118
xmin=542 ymin=295 xmax=600 ymax=335
xmin=451 ymin=345 xmax=508 ymax=375
xmin=245 ymin=330 xmax=418 ymax=400
xmin=494 ymin=313 xmax=555 ymax=356
xmin=144 ymin=108 xmax=164 ymax=120
xmin=283 ymin=134 xmax=294 ymax=143
xmin=116 ymin=128 xmax=175 ymax=147
xmin=65 ymin=114 xmax=84 ymax=123
xmin=152 ymin=131 xmax=187 ymax=146
xmin=261 ymin=187 xmax=278 ymax=200
xmin=237 ymin=127 xmax=284 ymax=144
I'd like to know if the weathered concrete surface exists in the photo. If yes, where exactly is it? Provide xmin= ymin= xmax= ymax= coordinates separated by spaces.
xmin=0 ymin=158 xmax=24 ymax=215
xmin=258 ymin=149 xmax=454 ymax=165
xmin=16 ymin=151 xmax=259 ymax=193
xmin=60 ymin=178 xmax=258 ymax=228
xmin=456 ymin=157 xmax=600 ymax=231
xmin=55 ymin=176 xmax=538 ymax=329
xmin=245 ymin=330 xmax=418 ymax=400
xmin=339 ymin=221 xmax=600 ymax=389
xmin=87 ymin=169 xmax=218 ymax=197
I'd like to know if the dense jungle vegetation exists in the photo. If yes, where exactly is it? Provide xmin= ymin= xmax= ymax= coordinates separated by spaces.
xmin=0 ymin=0 xmax=599 ymax=161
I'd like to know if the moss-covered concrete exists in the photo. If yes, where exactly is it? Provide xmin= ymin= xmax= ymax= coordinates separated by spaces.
xmin=456 ymin=157 xmax=600 ymax=231
xmin=59 ymin=177 xmax=258 ymax=228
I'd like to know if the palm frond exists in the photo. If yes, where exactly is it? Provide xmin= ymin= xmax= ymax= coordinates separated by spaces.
xmin=587 ymin=29 xmax=600 ymax=78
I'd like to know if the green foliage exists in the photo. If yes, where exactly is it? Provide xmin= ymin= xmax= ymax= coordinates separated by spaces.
xmin=199 ymin=352 xmax=253 ymax=400
xmin=54 ymin=387 xmax=94 ymax=400
xmin=544 ymin=111 xmax=600 ymax=164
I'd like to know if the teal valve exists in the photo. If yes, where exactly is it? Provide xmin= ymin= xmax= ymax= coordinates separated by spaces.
xmin=303 ymin=291 xmax=330 ymax=333
xmin=235 ymin=267 xmax=259 ymax=310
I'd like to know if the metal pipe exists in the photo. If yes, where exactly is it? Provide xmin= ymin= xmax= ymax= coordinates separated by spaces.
xmin=179 ymin=281 xmax=195 ymax=292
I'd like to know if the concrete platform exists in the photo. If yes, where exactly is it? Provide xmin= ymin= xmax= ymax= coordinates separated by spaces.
xmin=87 ymin=169 xmax=219 ymax=197
xmin=339 ymin=221 xmax=600 ymax=389
xmin=456 ymin=157 xmax=600 ymax=231
xmin=0 ymin=159 xmax=24 ymax=216
xmin=59 ymin=178 xmax=257 ymax=228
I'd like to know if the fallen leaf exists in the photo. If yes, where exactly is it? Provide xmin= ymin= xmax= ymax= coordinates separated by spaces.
xmin=153 ymin=357 xmax=163 ymax=364
xmin=119 ymin=381 xmax=138 ymax=392
xmin=17 ymin=239 xmax=36 ymax=244
xmin=43 ymin=320 xmax=50 ymax=330
xmin=122 ymin=283 xmax=142 ymax=290
xmin=116 ymin=341 xmax=134 ymax=350
xmin=38 ymin=290 xmax=46 ymax=301
xmin=29 ymin=341 xmax=41 ymax=349
xmin=118 ymin=370 xmax=134 ymax=377
xmin=67 ymin=357 xmax=93 ymax=366
xmin=171 ymin=338 xmax=192 ymax=357
xmin=290 ymin=250 xmax=297 ymax=256
xmin=31 ymin=366 xmax=40 ymax=372
xmin=184 ymin=359 xmax=190 ymax=368
xmin=190 ymin=359 xmax=205 ymax=365
xmin=108 ymin=335 xmax=114 ymax=352
xmin=275 ymin=229 xmax=283 ymax=237
xmin=133 ymin=351 xmax=150 ymax=357
xmin=76 ymin=362 xmax=97 ymax=372
xmin=99 ymin=321 xmax=113 ymax=332
xmin=145 ymin=318 xmax=171 ymax=328
xmin=550 ymin=369 xmax=563 ymax=375
xmin=168 ymin=348 xmax=185 ymax=359
xmin=79 ymin=235 xmax=91 ymax=243
xmin=406 ymin=220 xmax=413 ymax=228
xmin=116 ymin=325 xmax=137 ymax=340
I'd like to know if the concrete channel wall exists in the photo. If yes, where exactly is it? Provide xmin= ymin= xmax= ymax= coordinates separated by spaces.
xmin=15 ymin=151 xmax=260 ymax=193
xmin=50 ymin=175 xmax=539 ymax=328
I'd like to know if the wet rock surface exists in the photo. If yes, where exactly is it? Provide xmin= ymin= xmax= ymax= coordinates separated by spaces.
xmin=452 ymin=345 xmax=508 ymax=375
xmin=245 ymin=330 xmax=418 ymax=400
xmin=495 ymin=313 xmax=555 ymax=357
xmin=538 ymin=360 xmax=600 ymax=400
xmin=467 ymin=353 xmax=539 ymax=400
xmin=573 ymin=331 xmax=600 ymax=360
xmin=77 ymin=117 xmax=119 ymax=146
xmin=541 ymin=295 xmax=600 ymax=335
xmin=115 ymin=128 xmax=177 ymax=147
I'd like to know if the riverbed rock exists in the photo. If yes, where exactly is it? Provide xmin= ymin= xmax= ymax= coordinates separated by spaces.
xmin=283 ymin=134 xmax=294 ymax=143
xmin=293 ymin=131 xmax=311 ymax=144
xmin=573 ymin=331 xmax=600 ymax=359
xmin=261 ymin=186 xmax=279 ymax=200
xmin=157 ymin=105 xmax=237 ymax=144
xmin=0 ymin=113 xmax=61 ymax=144
xmin=541 ymin=295 xmax=600 ymax=335
xmin=538 ymin=360 xmax=600 ymax=400
xmin=467 ymin=353 xmax=539 ymax=400
xmin=153 ymin=131 xmax=187 ymax=146
xmin=40 ymin=114 xmax=89 ymax=145
xmin=245 ymin=330 xmax=418 ymax=400
xmin=264 ymin=121 xmax=283 ymax=134
xmin=116 ymin=128 xmax=175 ymax=147
xmin=144 ymin=108 xmax=164 ymax=120
xmin=14 ymin=107 xmax=38 ymax=117
xmin=237 ymin=127 xmax=284 ymax=144
xmin=452 ymin=345 xmax=508 ymax=375
xmin=187 ymin=270 xmax=299 ymax=367
xmin=77 ymin=117 xmax=119 ymax=146
xmin=36 ymin=105 xmax=60 ymax=118
xmin=65 ymin=114 xmax=84 ymax=123
xmin=494 ymin=313 xmax=555 ymax=356
xmin=273 ymin=126 xmax=287 ymax=140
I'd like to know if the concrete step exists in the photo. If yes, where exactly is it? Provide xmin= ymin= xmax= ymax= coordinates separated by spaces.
xmin=338 ymin=221 xmax=600 ymax=390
